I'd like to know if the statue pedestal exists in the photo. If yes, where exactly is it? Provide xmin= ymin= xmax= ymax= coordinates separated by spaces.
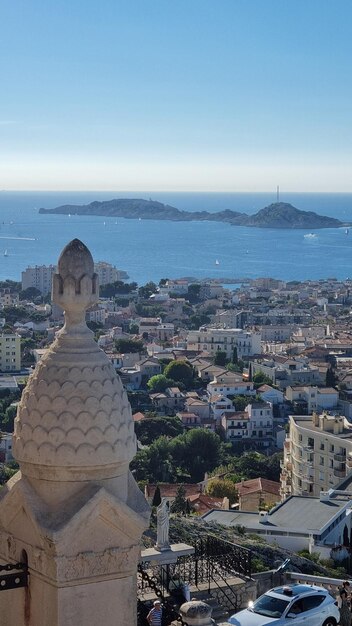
xmin=141 ymin=543 xmax=194 ymax=565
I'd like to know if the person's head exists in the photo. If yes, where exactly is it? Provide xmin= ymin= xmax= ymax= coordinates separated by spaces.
xmin=154 ymin=601 xmax=161 ymax=608
xmin=341 ymin=589 xmax=348 ymax=599
xmin=343 ymin=581 xmax=350 ymax=589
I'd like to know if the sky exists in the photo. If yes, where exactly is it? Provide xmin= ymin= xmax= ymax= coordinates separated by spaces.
xmin=1 ymin=0 xmax=352 ymax=191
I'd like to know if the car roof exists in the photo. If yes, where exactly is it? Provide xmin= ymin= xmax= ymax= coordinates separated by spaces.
xmin=269 ymin=584 xmax=327 ymax=598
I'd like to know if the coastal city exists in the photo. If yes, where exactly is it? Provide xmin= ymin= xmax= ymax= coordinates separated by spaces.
xmin=2 ymin=253 xmax=352 ymax=623
xmin=2 ymin=0 xmax=352 ymax=624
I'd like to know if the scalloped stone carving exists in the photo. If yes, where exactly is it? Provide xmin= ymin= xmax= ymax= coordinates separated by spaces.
xmin=12 ymin=239 xmax=137 ymax=476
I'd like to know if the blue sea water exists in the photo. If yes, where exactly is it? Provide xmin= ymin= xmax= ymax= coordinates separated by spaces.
xmin=1 ymin=190 xmax=352 ymax=285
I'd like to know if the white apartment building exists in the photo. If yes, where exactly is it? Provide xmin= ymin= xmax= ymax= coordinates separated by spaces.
xmin=21 ymin=265 xmax=56 ymax=295
xmin=281 ymin=412 xmax=352 ymax=500
xmin=94 ymin=261 xmax=128 ymax=286
xmin=221 ymin=401 xmax=273 ymax=448
xmin=286 ymin=386 xmax=338 ymax=413
xmin=0 ymin=334 xmax=21 ymax=372
xmin=187 ymin=327 xmax=261 ymax=359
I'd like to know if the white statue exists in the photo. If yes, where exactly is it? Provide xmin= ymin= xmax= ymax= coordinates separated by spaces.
xmin=155 ymin=498 xmax=170 ymax=551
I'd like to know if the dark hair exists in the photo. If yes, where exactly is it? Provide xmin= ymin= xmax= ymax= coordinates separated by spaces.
xmin=343 ymin=581 xmax=351 ymax=587
xmin=341 ymin=589 xmax=348 ymax=599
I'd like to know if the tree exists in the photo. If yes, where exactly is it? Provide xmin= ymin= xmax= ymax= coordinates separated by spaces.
xmin=252 ymin=371 xmax=273 ymax=388
xmin=115 ymin=338 xmax=144 ymax=354
xmin=230 ymin=395 xmax=249 ymax=411
xmin=164 ymin=360 xmax=194 ymax=389
xmin=134 ymin=416 xmax=183 ymax=445
xmin=170 ymin=429 xmax=226 ymax=482
xmin=187 ymin=284 xmax=201 ymax=304
xmin=326 ymin=366 xmax=338 ymax=387
xmin=205 ymin=479 xmax=238 ymax=505
xmin=138 ymin=282 xmax=158 ymax=299
xmin=152 ymin=485 xmax=162 ymax=507
xmin=232 ymin=347 xmax=238 ymax=364
xmin=186 ymin=313 xmax=211 ymax=330
xmin=19 ymin=287 xmax=42 ymax=301
xmin=147 ymin=375 xmax=174 ymax=393
xmin=213 ymin=350 xmax=227 ymax=367
xmin=170 ymin=485 xmax=187 ymax=513
xmin=100 ymin=281 xmax=137 ymax=298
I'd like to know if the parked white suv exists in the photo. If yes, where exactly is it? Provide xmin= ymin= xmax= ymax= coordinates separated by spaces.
xmin=228 ymin=583 xmax=340 ymax=626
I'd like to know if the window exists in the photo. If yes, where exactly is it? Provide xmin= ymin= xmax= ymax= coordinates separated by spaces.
xmin=320 ymin=443 xmax=325 ymax=451
xmin=320 ymin=456 xmax=324 ymax=466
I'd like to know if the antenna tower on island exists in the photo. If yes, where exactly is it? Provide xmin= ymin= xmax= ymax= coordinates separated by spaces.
xmin=277 ymin=185 xmax=280 ymax=202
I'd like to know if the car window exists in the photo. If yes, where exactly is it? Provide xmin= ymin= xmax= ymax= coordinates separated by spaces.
xmin=289 ymin=600 xmax=304 ymax=614
xmin=289 ymin=596 xmax=325 ymax=615
xmin=252 ymin=594 xmax=290 ymax=618
xmin=301 ymin=595 xmax=326 ymax=611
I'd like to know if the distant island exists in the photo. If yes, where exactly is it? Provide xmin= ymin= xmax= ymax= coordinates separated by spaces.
xmin=39 ymin=199 xmax=349 ymax=229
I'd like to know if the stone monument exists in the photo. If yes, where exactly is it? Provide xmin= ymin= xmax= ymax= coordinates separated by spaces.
xmin=0 ymin=239 xmax=150 ymax=626
xmin=155 ymin=498 xmax=170 ymax=551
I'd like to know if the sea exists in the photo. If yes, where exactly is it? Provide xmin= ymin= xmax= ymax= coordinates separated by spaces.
xmin=1 ymin=191 xmax=352 ymax=286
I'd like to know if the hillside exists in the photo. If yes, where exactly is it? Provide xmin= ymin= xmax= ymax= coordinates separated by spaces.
xmin=144 ymin=515 xmax=346 ymax=578
xmin=246 ymin=202 xmax=343 ymax=229
xmin=39 ymin=199 xmax=348 ymax=229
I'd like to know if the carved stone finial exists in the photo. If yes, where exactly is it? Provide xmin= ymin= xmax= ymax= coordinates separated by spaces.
xmin=52 ymin=238 xmax=98 ymax=330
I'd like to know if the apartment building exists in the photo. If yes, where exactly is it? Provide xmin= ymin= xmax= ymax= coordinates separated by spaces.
xmin=0 ymin=289 xmax=19 ymax=307
xmin=21 ymin=264 xmax=56 ymax=295
xmin=281 ymin=412 xmax=352 ymax=500
xmin=94 ymin=261 xmax=128 ymax=285
xmin=187 ymin=327 xmax=261 ymax=359
xmin=221 ymin=401 xmax=274 ymax=448
xmin=0 ymin=334 xmax=21 ymax=372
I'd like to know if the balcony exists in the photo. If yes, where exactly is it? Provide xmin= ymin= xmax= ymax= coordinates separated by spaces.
xmin=334 ymin=468 xmax=346 ymax=478
xmin=334 ymin=452 xmax=346 ymax=462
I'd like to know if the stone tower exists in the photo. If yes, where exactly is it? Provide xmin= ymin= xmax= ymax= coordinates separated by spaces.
xmin=0 ymin=239 xmax=150 ymax=626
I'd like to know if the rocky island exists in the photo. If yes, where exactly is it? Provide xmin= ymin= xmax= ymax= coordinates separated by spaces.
xmin=39 ymin=199 xmax=349 ymax=229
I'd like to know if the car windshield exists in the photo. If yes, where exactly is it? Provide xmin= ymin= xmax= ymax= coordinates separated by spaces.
xmin=252 ymin=594 xmax=290 ymax=618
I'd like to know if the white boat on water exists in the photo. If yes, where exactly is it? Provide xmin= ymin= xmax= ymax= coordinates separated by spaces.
xmin=4 ymin=249 xmax=8 ymax=257
xmin=215 ymin=259 xmax=220 ymax=265
xmin=304 ymin=233 xmax=317 ymax=239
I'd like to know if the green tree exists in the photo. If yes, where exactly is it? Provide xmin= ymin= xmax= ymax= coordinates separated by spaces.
xmin=170 ymin=429 xmax=225 ymax=482
xmin=163 ymin=360 xmax=194 ymax=389
xmin=100 ymin=281 xmax=137 ymax=298
xmin=252 ymin=371 xmax=273 ymax=388
xmin=1 ymin=405 xmax=17 ymax=433
xmin=205 ymin=478 xmax=238 ymax=505
xmin=230 ymin=395 xmax=249 ymax=411
xmin=213 ymin=350 xmax=227 ymax=367
xmin=2 ymin=305 xmax=29 ymax=325
xmin=232 ymin=347 xmax=238 ymax=364
xmin=170 ymin=484 xmax=187 ymax=513
xmin=115 ymin=338 xmax=145 ymax=354
xmin=187 ymin=313 xmax=211 ymax=330
xmin=138 ymin=281 xmax=158 ymax=299
xmin=19 ymin=287 xmax=42 ymax=301
xmin=147 ymin=375 xmax=174 ymax=393
xmin=326 ymin=366 xmax=337 ymax=387
xmin=135 ymin=416 xmax=183 ymax=445
xmin=187 ymin=284 xmax=202 ymax=304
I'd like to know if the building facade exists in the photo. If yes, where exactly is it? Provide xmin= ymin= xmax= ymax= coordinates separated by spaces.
xmin=187 ymin=327 xmax=261 ymax=359
xmin=281 ymin=412 xmax=352 ymax=499
xmin=0 ymin=333 xmax=21 ymax=372
xmin=21 ymin=264 xmax=56 ymax=295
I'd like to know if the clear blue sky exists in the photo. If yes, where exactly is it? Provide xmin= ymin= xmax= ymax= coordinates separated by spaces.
xmin=1 ymin=0 xmax=352 ymax=191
